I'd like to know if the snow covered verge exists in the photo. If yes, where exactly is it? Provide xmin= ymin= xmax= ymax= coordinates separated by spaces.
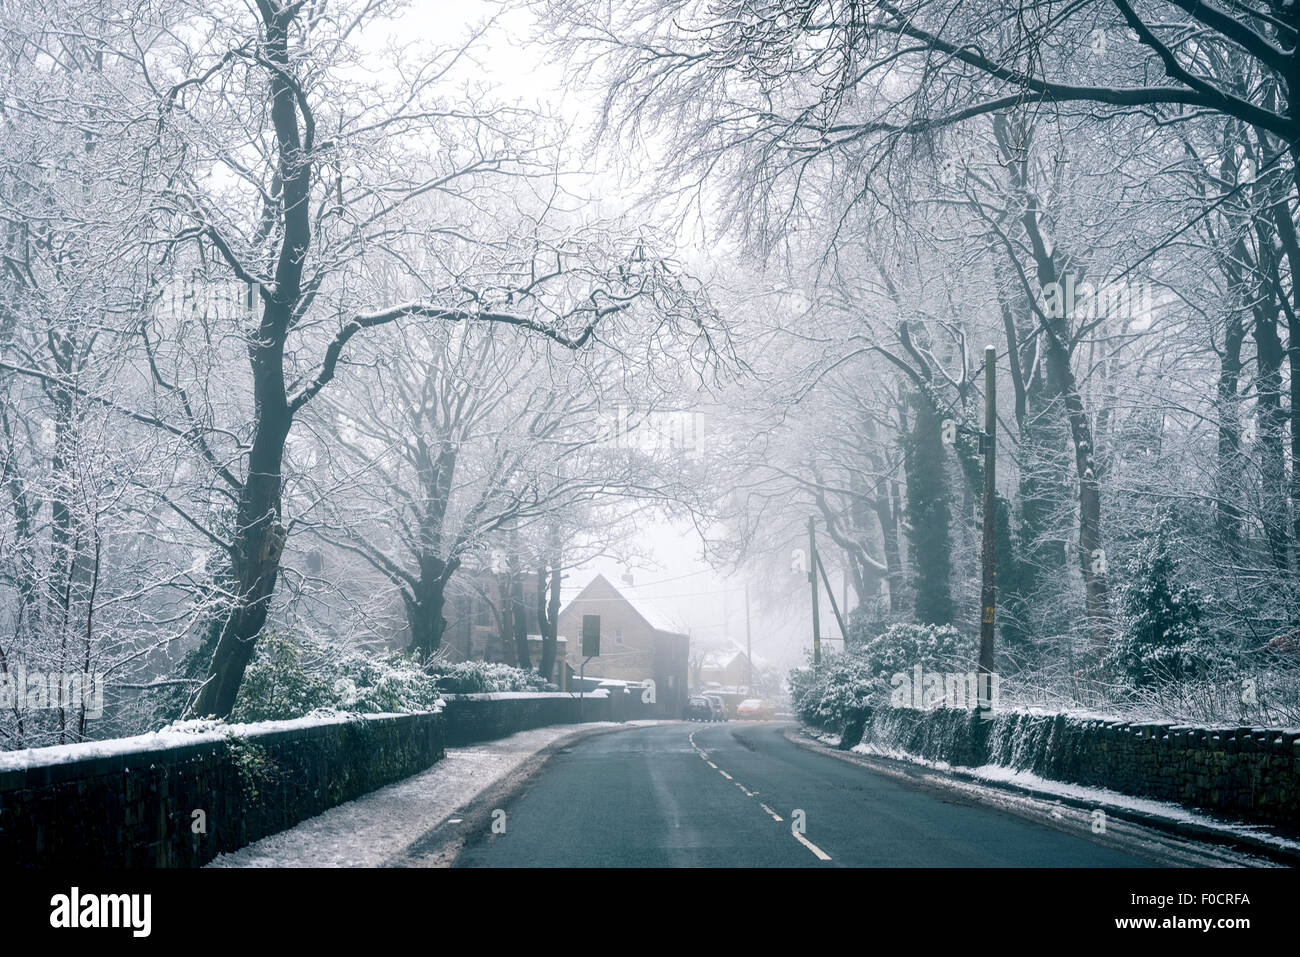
xmin=206 ymin=721 xmax=647 ymax=867
xmin=839 ymin=735 xmax=1300 ymax=862
xmin=808 ymin=705 xmax=1300 ymax=831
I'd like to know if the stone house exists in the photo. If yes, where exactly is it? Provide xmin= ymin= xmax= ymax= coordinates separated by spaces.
xmin=555 ymin=574 xmax=689 ymax=717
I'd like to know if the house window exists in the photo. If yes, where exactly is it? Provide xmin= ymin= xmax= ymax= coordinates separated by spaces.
xmin=616 ymin=629 xmax=623 ymax=644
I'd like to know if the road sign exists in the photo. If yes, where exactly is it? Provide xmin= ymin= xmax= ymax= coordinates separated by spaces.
xmin=582 ymin=615 xmax=600 ymax=657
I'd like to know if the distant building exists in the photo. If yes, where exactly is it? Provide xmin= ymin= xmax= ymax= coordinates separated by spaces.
xmin=696 ymin=647 xmax=752 ymax=689
xmin=556 ymin=574 xmax=689 ymax=717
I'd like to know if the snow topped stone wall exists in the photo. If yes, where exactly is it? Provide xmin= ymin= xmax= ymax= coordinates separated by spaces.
xmin=0 ymin=690 xmax=656 ymax=867
xmin=0 ymin=711 xmax=446 ymax=867
xmin=440 ymin=687 xmax=654 ymax=746
xmin=838 ymin=706 xmax=1300 ymax=827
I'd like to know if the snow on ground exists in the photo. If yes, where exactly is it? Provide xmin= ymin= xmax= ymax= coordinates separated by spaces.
xmin=801 ymin=724 xmax=1299 ymax=855
xmin=849 ymin=739 xmax=1300 ymax=856
xmin=206 ymin=721 xmax=650 ymax=867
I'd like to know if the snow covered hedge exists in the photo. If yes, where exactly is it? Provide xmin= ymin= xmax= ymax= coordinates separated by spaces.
xmin=228 ymin=632 xmax=554 ymax=722
xmin=432 ymin=660 xmax=557 ymax=695
xmin=789 ymin=623 xmax=976 ymax=728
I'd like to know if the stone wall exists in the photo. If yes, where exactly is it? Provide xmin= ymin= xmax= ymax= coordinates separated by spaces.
xmin=440 ymin=687 xmax=654 ymax=746
xmin=836 ymin=706 xmax=1300 ymax=826
xmin=0 ymin=712 xmax=445 ymax=868
xmin=1 ymin=689 xmax=660 ymax=867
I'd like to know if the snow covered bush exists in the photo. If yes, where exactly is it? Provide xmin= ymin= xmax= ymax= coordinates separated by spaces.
xmin=432 ymin=660 xmax=556 ymax=694
xmin=227 ymin=631 xmax=561 ymax=722
xmin=791 ymin=623 xmax=978 ymax=729
xmin=790 ymin=652 xmax=880 ymax=729
xmin=231 ymin=632 xmax=444 ymax=721
xmin=330 ymin=654 xmax=442 ymax=714
xmin=857 ymin=622 xmax=977 ymax=678
xmin=230 ymin=631 xmax=335 ymax=722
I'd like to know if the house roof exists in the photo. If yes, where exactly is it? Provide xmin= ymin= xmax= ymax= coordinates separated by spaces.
xmin=700 ymin=649 xmax=747 ymax=670
xmin=560 ymin=573 xmax=688 ymax=638
xmin=698 ymin=639 xmax=768 ymax=670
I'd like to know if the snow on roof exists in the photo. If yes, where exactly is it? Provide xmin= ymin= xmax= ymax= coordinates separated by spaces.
xmin=700 ymin=650 xmax=746 ymax=670
xmin=632 ymin=596 xmax=686 ymax=635
xmin=560 ymin=574 xmax=687 ymax=636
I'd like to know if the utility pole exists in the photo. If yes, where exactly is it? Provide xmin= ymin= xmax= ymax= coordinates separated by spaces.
xmin=808 ymin=516 xmax=822 ymax=665
xmin=978 ymin=345 xmax=997 ymax=711
xmin=744 ymin=583 xmax=752 ymax=692
xmin=815 ymin=551 xmax=849 ymax=644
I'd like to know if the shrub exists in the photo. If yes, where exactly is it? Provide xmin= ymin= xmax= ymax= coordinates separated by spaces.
xmin=331 ymin=654 xmax=443 ymax=713
xmin=791 ymin=622 xmax=977 ymax=729
xmin=230 ymin=631 xmax=334 ymax=722
xmin=232 ymin=632 xmax=444 ymax=721
xmin=858 ymin=622 xmax=977 ymax=678
xmin=433 ymin=660 xmax=556 ymax=694
xmin=790 ymin=652 xmax=881 ymax=729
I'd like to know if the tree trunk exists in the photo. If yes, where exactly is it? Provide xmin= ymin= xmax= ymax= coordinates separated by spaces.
xmin=1040 ymin=333 xmax=1111 ymax=643
xmin=1216 ymin=307 xmax=1246 ymax=557
xmin=1254 ymin=304 xmax=1290 ymax=570
xmin=406 ymin=585 xmax=448 ymax=662
xmin=497 ymin=571 xmax=517 ymax=667
xmin=1266 ymin=197 xmax=1300 ymax=561
xmin=1249 ymin=208 xmax=1290 ymax=571
xmin=512 ymin=570 xmax=531 ymax=669
xmin=902 ymin=382 xmax=954 ymax=625
xmin=1019 ymin=194 xmax=1111 ymax=644
xmin=192 ymin=411 xmax=290 ymax=717
xmin=537 ymin=525 xmax=562 ymax=682
xmin=864 ymin=417 xmax=904 ymax=614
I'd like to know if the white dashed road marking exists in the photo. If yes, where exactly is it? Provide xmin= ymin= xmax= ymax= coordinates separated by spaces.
xmin=688 ymin=725 xmax=829 ymax=860
xmin=794 ymin=831 xmax=832 ymax=861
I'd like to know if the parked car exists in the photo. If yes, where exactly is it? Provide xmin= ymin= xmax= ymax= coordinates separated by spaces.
xmin=736 ymin=698 xmax=772 ymax=720
xmin=683 ymin=696 xmax=713 ymax=721
xmin=704 ymin=695 xmax=728 ymax=722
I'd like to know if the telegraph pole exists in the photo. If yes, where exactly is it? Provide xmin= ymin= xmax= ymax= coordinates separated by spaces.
xmin=978 ymin=345 xmax=997 ymax=711
xmin=815 ymin=551 xmax=849 ymax=644
xmin=808 ymin=517 xmax=822 ymax=665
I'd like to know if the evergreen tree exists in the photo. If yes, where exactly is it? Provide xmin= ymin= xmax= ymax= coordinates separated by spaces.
xmin=1107 ymin=513 xmax=1209 ymax=686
